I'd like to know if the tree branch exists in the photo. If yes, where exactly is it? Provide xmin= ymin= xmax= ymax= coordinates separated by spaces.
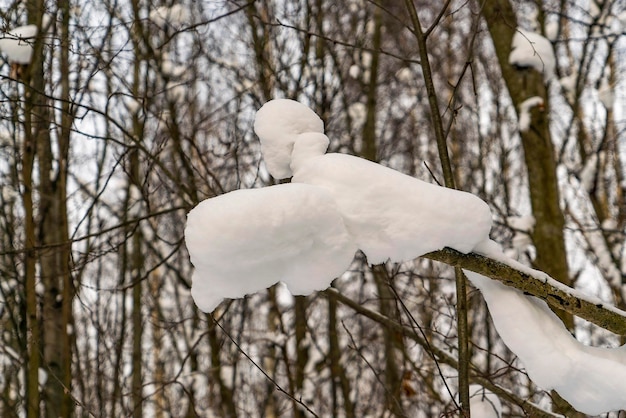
xmin=328 ymin=288 xmax=563 ymax=418
xmin=403 ymin=1 xmax=471 ymax=415
xmin=424 ymin=248 xmax=626 ymax=335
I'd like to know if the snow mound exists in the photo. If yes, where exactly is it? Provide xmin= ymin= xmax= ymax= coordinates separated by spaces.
xmin=509 ymin=29 xmax=555 ymax=80
xmin=518 ymin=96 xmax=544 ymax=133
xmin=185 ymin=183 xmax=357 ymax=312
xmin=254 ymin=99 xmax=324 ymax=179
xmin=0 ymin=24 xmax=38 ymax=64
xmin=187 ymin=98 xmax=493 ymax=310
xmin=292 ymin=152 xmax=492 ymax=264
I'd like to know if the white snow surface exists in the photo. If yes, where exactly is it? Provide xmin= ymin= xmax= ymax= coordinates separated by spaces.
xmin=254 ymin=99 xmax=325 ymax=179
xmin=0 ymin=24 xmax=38 ymax=64
xmin=544 ymin=20 xmax=559 ymax=41
xmin=509 ymin=29 xmax=555 ymax=79
xmin=466 ymin=242 xmax=626 ymax=415
xmin=291 ymin=152 xmax=492 ymax=264
xmin=185 ymin=183 xmax=357 ymax=312
xmin=188 ymin=98 xmax=492 ymax=309
xmin=469 ymin=385 xmax=502 ymax=418
xmin=507 ymin=215 xmax=535 ymax=232
xmin=598 ymin=82 xmax=615 ymax=110
xmin=518 ymin=96 xmax=543 ymax=133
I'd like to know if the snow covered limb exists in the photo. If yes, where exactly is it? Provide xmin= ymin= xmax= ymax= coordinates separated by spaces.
xmin=424 ymin=247 xmax=626 ymax=335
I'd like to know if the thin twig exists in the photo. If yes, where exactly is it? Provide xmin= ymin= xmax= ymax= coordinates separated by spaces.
xmin=403 ymin=1 xmax=471 ymax=415
xmin=211 ymin=316 xmax=320 ymax=417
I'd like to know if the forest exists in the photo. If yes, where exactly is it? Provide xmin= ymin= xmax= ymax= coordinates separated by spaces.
xmin=0 ymin=0 xmax=624 ymax=417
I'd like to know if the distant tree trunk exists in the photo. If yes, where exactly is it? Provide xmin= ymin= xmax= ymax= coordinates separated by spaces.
xmin=208 ymin=318 xmax=238 ymax=418
xmin=480 ymin=0 xmax=573 ymax=330
xmin=292 ymin=296 xmax=310 ymax=418
xmin=361 ymin=2 xmax=382 ymax=163
xmin=22 ymin=0 xmax=74 ymax=416
xmin=19 ymin=4 xmax=41 ymax=412
xmin=327 ymin=291 xmax=355 ymax=418
xmin=372 ymin=266 xmax=406 ymax=417
xmin=263 ymin=288 xmax=280 ymax=418
xmin=129 ymin=2 xmax=146 ymax=416
xmin=22 ymin=61 xmax=40 ymax=418
xmin=480 ymin=1 xmax=585 ymax=416
xmin=130 ymin=164 xmax=144 ymax=418
xmin=150 ymin=272 xmax=167 ymax=418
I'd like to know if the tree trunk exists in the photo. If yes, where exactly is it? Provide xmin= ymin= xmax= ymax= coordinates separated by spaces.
xmin=208 ymin=318 xmax=238 ymax=418
xmin=480 ymin=0 xmax=573 ymax=330
xmin=372 ymin=266 xmax=406 ymax=417
xmin=22 ymin=70 xmax=40 ymax=418
xmin=22 ymin=1 xmax=74 ymax=416
xmin=327 ymin=291 xmax=355 ymax=418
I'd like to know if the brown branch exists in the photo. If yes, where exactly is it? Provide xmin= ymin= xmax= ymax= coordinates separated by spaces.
xmin=424 ymin=248 xmax=626 ymax=335
xmin=329 ymin=289 xmax=562 ymax=418
xmin=403 ymin=1 xmax=471 ymax=415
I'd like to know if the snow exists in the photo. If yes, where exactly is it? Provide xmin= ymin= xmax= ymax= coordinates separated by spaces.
xmin=559 ymin=73 xmax=577 ymax=104
xmin=125 ymin=96 xmax=142 ymax=115
xmin=467 ymin=241 xmax=626 ymax=416
xmin=0 ymin=24 xmax=38 ymax=64
xmin=584 ymin=224 xmax=622 ymax=287
xmin=469 ymin=385 xmax=502 ymax=418
xmin=518 ymin=96 xmax=543 ymax=133
xmin=149 ymin=5 xmax=191 ymax=29
xmin=361 ymin=51 xmax=372 ymax=68
xmin=348 ymin=64 xmax=360 ymax=79
xmin=347 ymin=102 xmax=366 ymax=128
xmin=396 ymin=67 xmax=413 ymax=84
xmin=291 ymin=152 xmax=492 ymax=264
xmin=38 ymin=368 xmax=48 ymax=386
xmin=254 ymin=99 xmax=325 ymax=179
xmin=509 ymin=29 xmax=555 ymax=80
xmin=580 ymin=153 xmax=598 ymax=192
xmin=188 ymin=98 xmax=492 ymax=308
xmin=185 ymin=98 xmax=626 ymax=415
xmin=544 ymin=20 xmax=559 ymax=41
xmin=161 ymin=54 xmax=186 ymax=78
xmin=598 ymin=82 xmax=614 ymax=110
xmin=185 ymin=183 xmax=357 ymax=312
xmin=507 ymin=215 xmax=534 ymax=232
xmin=165 ymin=81 xmax=186 ymax=102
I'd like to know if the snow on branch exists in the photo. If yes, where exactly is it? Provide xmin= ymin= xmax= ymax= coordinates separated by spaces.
xmin=518 ymin=96 xmax=544 ymax=133
xmin=508 ymin=29 xmax=555 ymax=81
xmin=185 ymin=99 xmax=626 ymax=415
xmin=424 ymin=247 xmax=626 ymax=335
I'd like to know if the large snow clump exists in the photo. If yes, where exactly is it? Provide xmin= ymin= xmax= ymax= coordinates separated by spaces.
xmin=186 ymin=98 xmax=492 ymax=310
xmin=185 ymin=99 xmax=626 ymax=415
xmin=185 ymin=183 xmax=357 ymax=312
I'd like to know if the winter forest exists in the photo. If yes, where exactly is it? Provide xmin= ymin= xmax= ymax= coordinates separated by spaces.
xmin=0 ymin=0 xmax=625 ymax=417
